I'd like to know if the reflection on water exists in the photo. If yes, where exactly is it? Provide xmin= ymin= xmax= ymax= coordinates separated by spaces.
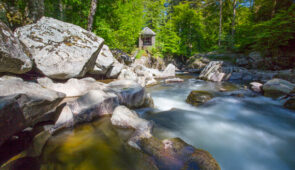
xmin=41 ymin=117 xmax=155 ymax=170
xmin=143 ymin=78 xmax=295 ymax=170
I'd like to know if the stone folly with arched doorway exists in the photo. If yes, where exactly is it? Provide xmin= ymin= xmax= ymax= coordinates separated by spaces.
xmin=139 ymin=27 xmax=156 ymax=49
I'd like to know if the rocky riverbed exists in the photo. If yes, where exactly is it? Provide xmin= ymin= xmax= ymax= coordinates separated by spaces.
xmin=1 ymin=16 xmax=295 ymax=170
xmin=0 ymin=17 xmax=219 ymax=170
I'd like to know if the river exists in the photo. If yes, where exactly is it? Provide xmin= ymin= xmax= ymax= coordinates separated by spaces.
xmin=40 ymin=74 xmax=295 ymax=170
xmin=139 ymin=74 xmax=295 ymax=170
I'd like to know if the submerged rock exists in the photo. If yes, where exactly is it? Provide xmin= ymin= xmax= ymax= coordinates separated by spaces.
xmin=0 ymin=21 xmax=32 ymax=74
xmin=217 ymin=82 xmax=239 ymax=92
xmin=139 ymin=137 xmax=220 ymax=170
xmin=15 ymin=17 xmax=104 ymax=79
xmin=186 ymin=90 xmax=214 ymax=106
xmin=262 ymin=79 xmax=295 ymax=98
xmin=284 ymin=97 xmax=295 ymax=110
xmin=111 ymin=106 xmax=220 ymax=170
xmin=165 ymin=78 xmax=184 ymax=83
xmin=0 ymin=76 xmax=65 ymax=146
xmin=111 ymin=105 xmax=153 ymax=149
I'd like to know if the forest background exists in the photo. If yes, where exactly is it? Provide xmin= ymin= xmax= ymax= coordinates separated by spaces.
xmin=1 ymin=0 xmax=295 ymax=66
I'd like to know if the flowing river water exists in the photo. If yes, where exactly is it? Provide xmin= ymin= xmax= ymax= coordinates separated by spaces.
xmin=140 ymin=74 xmax=295 ymax=170
xmin=39 ymin=74 xmax=295 ymax=170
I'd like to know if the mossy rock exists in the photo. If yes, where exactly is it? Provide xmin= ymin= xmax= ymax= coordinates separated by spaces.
xmin=139 ymin=137 xmax=220 ymax=170
xmin=217 ymin=82 xmax=239 ymax=92
xmin=284 ymin=97 xmax=295 ymax=110
xmin=186 ymin=91 xmax=214 ymax=106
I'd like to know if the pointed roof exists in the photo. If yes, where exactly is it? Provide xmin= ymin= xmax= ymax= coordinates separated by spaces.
xmin=141 ymin=27 xmax=156 ymax=36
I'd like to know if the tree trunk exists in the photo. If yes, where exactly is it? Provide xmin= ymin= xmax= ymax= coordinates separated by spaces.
xmin=218 ymin=0 xmax=223 ymax=47
xmin=59 ymin=0 xmax=64 ymax=21
xmin=87 ymin=0 xmax=97 ymax=32
xmin=232 ymin=0 xmax=236 ymax=37
xmin=271 ymin=0 xmax=277 ymax=18
xmin=28 ymin=0 xmax=44 ymax=23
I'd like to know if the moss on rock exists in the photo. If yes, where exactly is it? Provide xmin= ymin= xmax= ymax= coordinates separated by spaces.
xmin=186 ymin=91 xmax=214 ymax=106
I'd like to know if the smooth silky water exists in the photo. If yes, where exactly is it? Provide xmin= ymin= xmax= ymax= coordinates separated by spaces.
xmin=138 ymin=75 xmax=295 ymax=170
xmin=39 ymin=75 xmax=295 ymax=170
xmin=40 ymin=117 xmax=155 ymax=170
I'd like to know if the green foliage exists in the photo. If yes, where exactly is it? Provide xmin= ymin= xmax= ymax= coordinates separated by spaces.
xmin=1 ymin=0 xmax=294 ymax=66
xmin=251 ymin=5 xmax=295 ymax=53
xmin=136 ymin=50 xmax=145 ymax=59
xmin=147 ymin=46 xmax=164 ymax=58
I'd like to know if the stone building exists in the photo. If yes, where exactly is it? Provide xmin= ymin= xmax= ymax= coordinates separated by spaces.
xmin=138 ymin=27 xmax=156 ymax=49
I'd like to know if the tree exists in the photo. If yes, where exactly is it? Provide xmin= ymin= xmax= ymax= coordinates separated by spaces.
xmin=232 ymin=0 xmax=236 ymax=37
xmin=218 ymin=0 xmax=223 ymax=46
xmin=28 ymin=0 xmax=44 ymax=22
xmin=87 ymin=0 xmax=97 ymax=31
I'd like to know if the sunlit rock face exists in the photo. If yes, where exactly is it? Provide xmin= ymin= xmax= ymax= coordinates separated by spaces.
xmin=0 ymin=21 xmax=32 ymax=74
xmin=37 ymin=77 xmax=107 ymax=97
xmin=106 ymin=60 xmax=124 ymax=79
xmin=0 ymin=76 xmax=65 ymax=146
xmin=52 ymin=90 xmax=119 ymax=132
xmin=107 ymin=80 xmax=154 ymax=108
xmin=90 ymin=45 xmax=115 ymax=75
xmin=15 ymin=17 xmax=104 ymax=79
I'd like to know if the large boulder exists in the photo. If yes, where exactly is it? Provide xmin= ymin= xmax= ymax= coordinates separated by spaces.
xmin=37 ymin=77 xmax=106 ymax=97
xmin=53 ymin=90 xmax=119 ymax=131
xmin=263 ymin=79 xmax=295 ymax=98
xmin=107 ymin=80 xmax=154 ymax=108
xmin=0 ymin=21 xmax=32 ymax=74
xmin=199 ymin=61 xmax=274 ymax=82
xmin=15 ymin=17 xmax=104 ymax=79
xmin=0 ymin=76 xmax=65 ymax=146
xmin=89 ymin=45 xmax=114 ymax=75
xmin=159 ymin=63 xmax=176 ymax=78
xmin=199 ymin=61 xmax=226 ymax=82
xmin=186 ymin=90 xmax=214 ymax=106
